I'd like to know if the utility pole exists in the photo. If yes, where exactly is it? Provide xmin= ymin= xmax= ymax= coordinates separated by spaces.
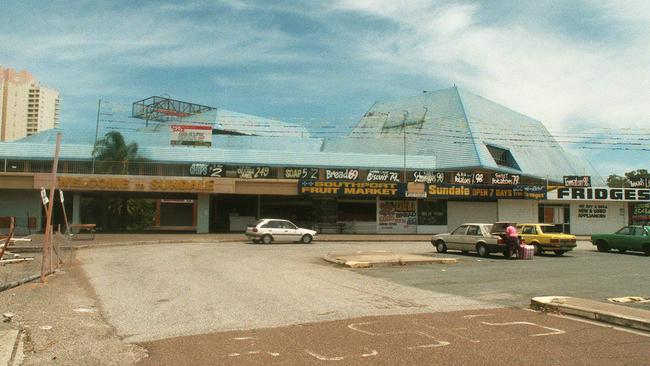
xmin=91 ymin=99 xmax=101 ymax=174
xmin=402 ymin=110 xmax=409 ymax=181
xmin=41 ymin=132 xmax=61 ymax=282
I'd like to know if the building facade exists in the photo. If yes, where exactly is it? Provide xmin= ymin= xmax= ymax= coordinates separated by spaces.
xmin=0 ymin=66 xmax=59 ymax=141
xmin=0 ymin=88 xmax=646 ymax=236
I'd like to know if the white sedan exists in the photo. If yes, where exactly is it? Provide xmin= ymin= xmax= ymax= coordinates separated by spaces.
xmin=245 ymin=219 xmax=317 ymax=244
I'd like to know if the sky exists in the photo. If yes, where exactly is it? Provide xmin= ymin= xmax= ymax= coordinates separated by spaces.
xmin=1 ymin=0 xmax=648 ymax=178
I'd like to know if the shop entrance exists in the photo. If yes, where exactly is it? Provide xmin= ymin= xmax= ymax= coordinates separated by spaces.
xmin=211 ymin=195 xmax=315 ymax=232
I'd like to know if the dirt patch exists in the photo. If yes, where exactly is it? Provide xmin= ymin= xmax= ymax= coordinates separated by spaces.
xmin=0 ymin=253 xmax=147 ymax=365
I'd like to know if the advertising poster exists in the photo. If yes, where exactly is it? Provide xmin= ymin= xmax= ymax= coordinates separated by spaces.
xmin=378 ymin=200 xmax=417 ymax=233
xmin=170 ymin=124 xmax=212 ymax=147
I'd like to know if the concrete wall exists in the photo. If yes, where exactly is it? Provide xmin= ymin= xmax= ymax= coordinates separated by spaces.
xmin=568 ymin=201 xmax=628 ymax=235
xmin=447 ymin=201 xmax=498 ymax=230
xmin=0 ymin=189 xmax=42 ymax=233
xmin=497 ymin=199 xmax=538 ymax=223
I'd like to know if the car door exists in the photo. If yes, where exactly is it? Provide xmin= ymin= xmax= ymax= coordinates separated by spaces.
xmin=611 ymin=227 xmax=633 ymax=249
xmin=519 ymin=225 xmax=536 ymax=243
xmin=465 ymin=225 xmax=482 ymax=251
xmin=281 ymin=220 xmax=301 ymax=241
xmin=266 ymin=220 xmax=287 ymax=241
xmin=447 ymin=225 xmax=468 ymax=251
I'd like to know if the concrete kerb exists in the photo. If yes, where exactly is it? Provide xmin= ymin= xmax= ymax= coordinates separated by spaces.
xmin=323 ymin=251 xmax=457 ymax=268
xmin=531 ymin=296 xmax=650 ymax=333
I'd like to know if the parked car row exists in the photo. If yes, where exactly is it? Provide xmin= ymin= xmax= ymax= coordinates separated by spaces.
xmin=244 ymin=218 xmax=650 ymax=257
xmin=431 ymin=221 xmax=579 ymax=257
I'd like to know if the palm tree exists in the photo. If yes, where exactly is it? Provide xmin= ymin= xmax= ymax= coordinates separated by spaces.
xmin=92 ymin=131 xmax=140 ymax=174
xmin=91 ymin=131 xmax=149 ymax=230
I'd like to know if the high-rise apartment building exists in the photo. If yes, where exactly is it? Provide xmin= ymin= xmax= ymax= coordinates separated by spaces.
xmin=0 ymin=66 xmax=59 ymax=141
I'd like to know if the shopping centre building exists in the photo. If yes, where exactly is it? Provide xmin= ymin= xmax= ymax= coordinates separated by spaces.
xmin=0 ymin=87 xmax=647 ymax=235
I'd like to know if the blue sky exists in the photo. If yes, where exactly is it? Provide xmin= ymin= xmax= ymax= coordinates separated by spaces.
xmin=2 ymin=0 xmax=648 ymax=177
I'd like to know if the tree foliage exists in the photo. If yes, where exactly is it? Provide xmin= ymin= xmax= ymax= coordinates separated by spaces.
xmin=606 ymin=169 xmax=649 ymax=187
xmin=92 ymin=131 xmax=141 ymax=174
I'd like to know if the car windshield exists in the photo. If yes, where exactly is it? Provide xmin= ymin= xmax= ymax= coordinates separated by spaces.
xmin=615 ymin=227 xmax=633 ymax=235
xmin=539 ymin=225 xmax=564 ymax=234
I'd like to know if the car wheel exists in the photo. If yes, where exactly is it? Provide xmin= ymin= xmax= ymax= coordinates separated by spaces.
xmin=533 ymin=243 xmax=543 ymax=256
xmin=477 ymin=244 xmax=489 ymax=258
xmin=554 ymin=250 xmax=565 ymax=256
xmin=596 ymin=240 xmax=609 ymax=252
xmin=261 ymin=235 xmax=273 ymax=244
xmin=642 ymin=244 xmax=650 ymax=256
xmin=435 ymin=240 xmax=447 ymax=253
xmin=301 ymin=234 xmax=313 ymax=244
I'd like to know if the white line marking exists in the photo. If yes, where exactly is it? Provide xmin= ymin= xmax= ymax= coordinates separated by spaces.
xmin=348 ymin=322 xmax=450 ymax=349
xmin=463 ymin=314 xmax=494 ymax=319
xmin=304 ymin=349 xmax=344 ymax=361
xmin=480 ymin=321 xmax=565 ymax=336
xmin=233 ymin=336 xmax=257 ymax=340
xmin=361 ymin=349 xmax=378 ymax=357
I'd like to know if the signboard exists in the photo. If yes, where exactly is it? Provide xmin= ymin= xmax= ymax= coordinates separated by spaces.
xmin=632 ymin=203 xmax=650 ymax=222
xmin=627 ymin=177 xmax=649 ymax=188
xmin=405 ymin=182 xmax=427 ymax=198
xmin=547 ymin=187 xmax=650 ymax=202
xmin=366 ymin=170 xmax=400 ymax=182
xmin=189 ymin=163 xmax=224 ymax=177
xmin=378 ymin=200 xmax=417 ymax=233
xmin=577 ymin=204 xmax=608 ymax=219
xmin=412 ymin=171 xmax=445 ymax=183
xmin=454 ymin=172 xmax=487 ymax=185
xmin=170 ymin=124 xmax=212 ymax=147
xmin=40 ymin=187 xmax=49 ymax=206
xmin=299 ymin=181 xmax=400 ymax=197
xmin=323 ymin=169 xmax=360 ymax=181
xmin=426 ymin=183 xmax=546 ymax=200
xmin=234 ymin=166 xmax=271 ymax=179
xmin=284 ymin=168 xmax=319 ymax=180
xmin=491 ymin=173 xmax=520 ymax=185
xmin=563 ymin=176 xmax=591 ymax=187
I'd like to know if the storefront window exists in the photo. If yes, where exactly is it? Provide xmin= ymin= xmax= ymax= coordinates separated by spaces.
xmin=338 ymin=201 xmax=376 ymax=222
xmin=538 ymin=204 xmax=570 ymax=233
xmin=417 ymin=200 xmax=447 ymax=225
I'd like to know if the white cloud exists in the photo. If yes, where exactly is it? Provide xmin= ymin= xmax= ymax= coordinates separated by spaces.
xmin=331 ymin=1 xmax=650 ymax=133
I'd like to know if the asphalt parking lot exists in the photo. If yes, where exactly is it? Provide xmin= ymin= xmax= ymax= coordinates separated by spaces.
xmin=77 ymin=239 xmax=649 ymax=344
xmin=2 ymin=237 xmax=648 ymax=365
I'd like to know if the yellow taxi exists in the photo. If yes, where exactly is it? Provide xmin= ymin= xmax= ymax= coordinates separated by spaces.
xmin=516 ymin=223 xmax=577 ymax=256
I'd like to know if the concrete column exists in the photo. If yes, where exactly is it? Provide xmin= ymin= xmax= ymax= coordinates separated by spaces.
xmin=196 ymin=193 xmax=210 ymax=234
xmin=72 ymin=193 xmax=81 ymax=224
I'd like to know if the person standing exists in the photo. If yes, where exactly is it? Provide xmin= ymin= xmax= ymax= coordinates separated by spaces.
xmin=505 ymin=224 xmax=519 ymax=258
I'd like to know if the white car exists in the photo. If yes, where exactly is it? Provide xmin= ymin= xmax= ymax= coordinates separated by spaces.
xmin=245 ymin=219 xmax=317 ymax=244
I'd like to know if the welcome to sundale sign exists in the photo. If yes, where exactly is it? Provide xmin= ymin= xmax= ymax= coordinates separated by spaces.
xmin=548 ymin=187 xmax=650 ymax=202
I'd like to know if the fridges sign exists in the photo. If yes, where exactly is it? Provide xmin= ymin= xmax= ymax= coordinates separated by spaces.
xmin=548 ymin=187 xmax=650 ymax=201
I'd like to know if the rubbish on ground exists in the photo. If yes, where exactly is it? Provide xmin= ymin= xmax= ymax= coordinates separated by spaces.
xmin=2 ymin=312 xmax=15 ymax=322
xmin=0 ymin=258 xmax=35 ymax=265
